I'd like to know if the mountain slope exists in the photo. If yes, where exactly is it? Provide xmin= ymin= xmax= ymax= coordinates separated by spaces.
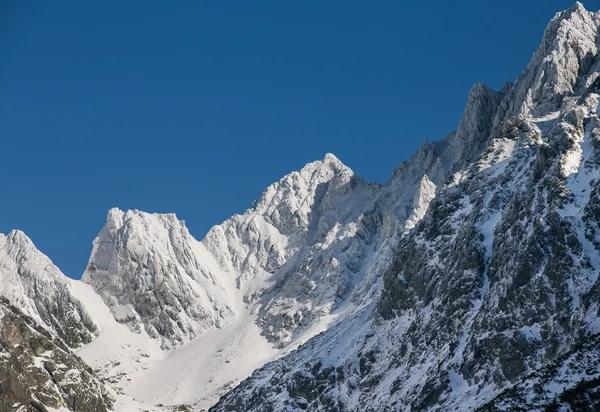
xmin=0 ymin=230 xmax=98 ymax=348
xmin=212 ymin=3 xmax=600 ymax=411
xmin=0 ymin=298 xmax=114 ymax=412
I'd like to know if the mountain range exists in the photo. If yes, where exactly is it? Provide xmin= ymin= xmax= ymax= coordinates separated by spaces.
xmin=2 ymin=3 xmax=600 ymax=411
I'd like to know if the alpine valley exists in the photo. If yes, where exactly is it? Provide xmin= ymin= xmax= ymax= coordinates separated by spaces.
xmin=4 ymin=3 xmax=600 ymax=411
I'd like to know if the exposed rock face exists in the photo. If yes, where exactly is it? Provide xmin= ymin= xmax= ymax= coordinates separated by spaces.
xmin=0 ymin=298 xmax=113 ymax=412
xmin=480 ymin=333 xmax=600 ymax=411
xmin=0 ymin=230 xmax=98 ymax=348
xmin=211 ymin=3 xmax=600 ymax=411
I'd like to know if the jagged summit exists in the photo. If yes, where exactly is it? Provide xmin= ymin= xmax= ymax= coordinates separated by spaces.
xmin=82 ymin=208 xmax=236 ymax=349
xmin=322 ymin=152 xmax=345 ymax=168
xmin=83 ymin=153 xmax=368 ymax=352
xmin=563 ymin=1 xmax=590 ymax=18
xmin=104 ymin=207 xmax=184 ymax=229
xmin=2 ymin=228 xmax=29 ymax=242
xmin=389 ymin=1 xmax=599 ymax=192
xmin=494 ymin=1 xmax=599 ymax=122
xmin=0 ymin=230 xmax=50 ymax=260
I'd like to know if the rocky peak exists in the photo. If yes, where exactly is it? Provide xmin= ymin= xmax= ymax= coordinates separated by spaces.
xmin=83 ymin=208 xmax=236 ymax=349
xmin=412 ymin=82 xmax=507 ymax=186
xmin=322 ymin=152 xmax=346 ymax=171
xmin=390 ymin=2 xmax=599 ymax=194
xmin=1 ymin=230 xmax=45 ymax=263
xmin=493 ymin=1 xmax=599 ymax=123
xmin=89 ymin=208 xmax=191 ymax=274
xmin=388 ymin=138 xmax=445 ymax=187
xmin=199 ymin=154 xmax=380 ymax=347
xmin=203 ymin=153 xmax=373 ymax=279
xmin=250 ymin=153 xmax=366 ymax=234
xmin=451 ymin=83 xmax=504 ymax=162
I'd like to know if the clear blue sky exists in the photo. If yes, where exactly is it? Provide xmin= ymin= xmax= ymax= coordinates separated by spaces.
xmin=1 ymin=1 xmax=592 ymax=278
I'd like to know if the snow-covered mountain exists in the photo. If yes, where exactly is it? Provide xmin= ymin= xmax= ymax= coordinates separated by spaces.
xmin=82 ymin=208 xmax=237 ymax=350
xmin=202 ymin=153 xmax=378 ymax=347
xmin=212 ymin=3 xmax=600 ymax=411
xmin=0 ymin=230 xmax=98 ymax=348
xmin=2 ymin=3 xmax=600 ymax=411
